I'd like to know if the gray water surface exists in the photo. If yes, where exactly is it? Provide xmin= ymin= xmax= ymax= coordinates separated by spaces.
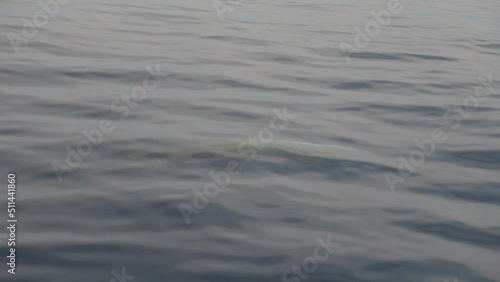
xmin=1 ymin=0 xmax=499 ymax=281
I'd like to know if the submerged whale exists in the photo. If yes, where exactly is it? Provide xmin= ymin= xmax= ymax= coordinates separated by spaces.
xmin=118 ymin=139 xmax=371 ymax=166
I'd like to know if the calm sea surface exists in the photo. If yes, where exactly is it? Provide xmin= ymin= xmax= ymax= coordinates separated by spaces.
xmin=1 ymin=0 xmax=499 ymax=281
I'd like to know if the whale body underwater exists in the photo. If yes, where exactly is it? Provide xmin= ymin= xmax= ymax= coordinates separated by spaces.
xmin=117 ymin=139 xmax=372 ymax=166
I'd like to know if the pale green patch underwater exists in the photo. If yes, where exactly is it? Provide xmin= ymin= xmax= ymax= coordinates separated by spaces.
xmin=120 ymin=139 xmax=370 ymax=166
